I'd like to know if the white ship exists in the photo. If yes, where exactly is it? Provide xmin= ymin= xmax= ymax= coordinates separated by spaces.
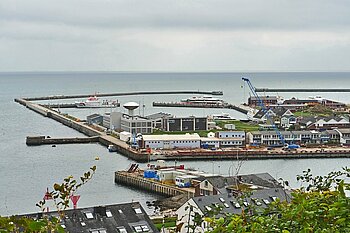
xmin=75 ymin=96 xmax=119 ymax=108
xmin=210 ymin=113 xmax=235 ymax=120
xmin=181 ymin=95 xmax=226 ymax=105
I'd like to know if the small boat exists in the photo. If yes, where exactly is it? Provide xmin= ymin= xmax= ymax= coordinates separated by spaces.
xmin=95 ymin=156 xmax=100 ymax=160
xmin=108 ymin=144 xmax=117 ymax=152
xmin=75 ymin=96 xmax=119 ymax=108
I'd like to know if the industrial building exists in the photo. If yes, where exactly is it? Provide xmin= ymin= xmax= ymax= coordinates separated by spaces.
xmin=145 ymin=112 xmax=172 ymax=129
xmin=120 ymin=114 xmax=153 ymax=134
xmin=163 ymin=116 xmax=208 ymax=132
xmin=200 ymin=131 xmax=246 ymax=148
xmin=87 ymin=113 xmax=103 ymax=125
xmin=248 ymin=96 xmax=278 ymax=107
xmin=141 ymin=134 xmax=201 ymax=149
xmin=284 ymin=97 xmax=346 ymax=109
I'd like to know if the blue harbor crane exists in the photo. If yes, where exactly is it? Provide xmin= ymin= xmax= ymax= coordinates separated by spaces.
xmin=242 ymin=77 xmax=300 ymax=150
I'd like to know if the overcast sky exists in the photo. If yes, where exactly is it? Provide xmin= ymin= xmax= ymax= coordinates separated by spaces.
xmin=1 ymin=0 xmax=350 ymax=72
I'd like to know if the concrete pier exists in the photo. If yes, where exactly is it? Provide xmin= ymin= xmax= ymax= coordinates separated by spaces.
xmin=255 ymin=88 xmax=350 ymax=93
xmin=26 ymin=136 xmax=100 ymax=146
xmin=40 ymin=103 xmax=121 ymax=109
xmin=115 ymin=171 xmax=193 ymax=197
xmin=153 ymin=102 xmax=248 ymax=114
xmin=23 ymin=90 xmax=223 ymax=101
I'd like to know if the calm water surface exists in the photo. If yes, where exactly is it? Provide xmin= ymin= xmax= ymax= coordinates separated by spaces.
xmin=0 ymin=72 xmax=349 ymax=215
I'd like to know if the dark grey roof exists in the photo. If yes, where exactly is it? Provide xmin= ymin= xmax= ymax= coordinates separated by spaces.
xmin=19 ymin=202 xmax=159 ymax=233
xmin=237 ymin=173 xmax=282 ymax=189
xmin=272 ymin=107 xmax=290 ymax=117
xmin=298 ymin=116 xmax=318 ymax=125
xmin=253 ymin=109 xmax=269 ymax=119
xmin=146 ymin=112 xmax=172 ymax=120
xmin=195 ymin=173 xmax=281 ymax=192
xmin=192 ymin=188 xmax=290 ymax=215
xmin=205 ymin=176 xmax=239 ymax=190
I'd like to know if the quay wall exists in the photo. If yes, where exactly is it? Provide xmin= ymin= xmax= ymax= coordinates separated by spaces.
xmin=152 ymin=102 xmax=248 ymax=114
xmin=26 ymin=136 xmax=100 ymax=146
xmin=99 ymin=136 xmax=149 ymax=162
xmin=115 ymin=171 xmax=193 ymax=197
xmin=255 ymin=88 xmax=350 ymax=93
xmin=47 ymin=111 xmax=102 ymax=137
xmin=155 ymin=150 xmax=350 ymax=161
xmin=24 ymin=90 xmax=223 ymax=101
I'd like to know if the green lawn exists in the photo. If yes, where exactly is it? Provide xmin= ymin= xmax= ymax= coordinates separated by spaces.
xmin=215 ymin=120 xmax=259 ymax=132
xmin=151 ymin=120 xmax=259 ymax=136
xmin=154 ymin=221 xmax=176 ymax=231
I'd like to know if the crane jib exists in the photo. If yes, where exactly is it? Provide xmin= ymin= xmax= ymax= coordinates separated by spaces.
xmin=242 ymin=77 xmax=299 ymax=149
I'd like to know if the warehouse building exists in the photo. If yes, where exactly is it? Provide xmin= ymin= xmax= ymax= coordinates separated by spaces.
xmin=141 ymin=134 xmax=201 ymax=149
xmin=164 ymin=116 xmax=208 ymax=132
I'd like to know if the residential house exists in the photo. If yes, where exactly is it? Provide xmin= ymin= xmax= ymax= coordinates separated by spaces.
xmin=307 ymin=116 xmax=350 ymax=130
xmin=176 ymin=188 xmax=290 ymax=233
xmin=253 ymin=107 xmax=296 ymax=129
xmin=192 ymin=173 xmax=281 ymax=197
xmin=247 ymin=130 xmax=341 ymax=146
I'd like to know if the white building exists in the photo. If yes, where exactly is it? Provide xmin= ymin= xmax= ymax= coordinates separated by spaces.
xmin=200 ymin=137 xmax=220 ymax=148
xmin=215 ymin=131 xmax=246 ymax=147
xmin=121 ymin=114 xmax=153 ymax=134
xmin=103 ymin=112 xmax=122 ymax=130
xmin=215 ymin=131 xmax=245 ymax=139
xmin=141 ymin=134 xmax=201 ymax=149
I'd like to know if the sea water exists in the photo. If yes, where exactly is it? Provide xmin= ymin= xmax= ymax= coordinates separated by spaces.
xmin=0 ymin=72 xmax=349 ymax=215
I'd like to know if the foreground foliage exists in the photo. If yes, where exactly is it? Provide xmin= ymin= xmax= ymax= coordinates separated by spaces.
xmin=183 ymin=167 xmax=350 ymax=233
xmin=0 ymin=166 xmax=96 ymax=232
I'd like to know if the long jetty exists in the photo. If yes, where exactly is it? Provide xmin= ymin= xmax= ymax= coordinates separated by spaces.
xmin=40 ymin=103 xmax=121 ymax=109
xmin=153 ymin=102 xmax=248 ymax=114
xmin=23 ymin=90 xmax=223 ymax=101
xmin=255 ymin=88 xmax=350 ymax=93
xmin=26 ymin=136 xmax=100 ymax=146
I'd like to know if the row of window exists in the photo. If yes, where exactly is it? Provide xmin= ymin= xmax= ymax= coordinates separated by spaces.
xmin=219 ymin=134 xmax=245 ymax=138
xmin=221 ymin=141 xmax=242 ymax=145
xmin=147 ymin=140 xmax=199 ymax=144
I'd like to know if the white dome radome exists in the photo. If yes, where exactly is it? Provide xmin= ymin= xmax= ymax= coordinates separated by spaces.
xmin=123 ymin=102 xmax=139 ymax=110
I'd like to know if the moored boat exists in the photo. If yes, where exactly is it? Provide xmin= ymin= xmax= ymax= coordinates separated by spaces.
xmin=180 ymin=95 xmax=226 ymax=105
xmin=75 ymin=96 xmax=119 ymax=108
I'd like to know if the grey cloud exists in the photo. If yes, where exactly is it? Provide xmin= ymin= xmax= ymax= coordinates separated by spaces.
xmin=1 ymin=0 xmax=350 ymax=71
xmin=1 ymin=0 xmax=350 ymax=30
